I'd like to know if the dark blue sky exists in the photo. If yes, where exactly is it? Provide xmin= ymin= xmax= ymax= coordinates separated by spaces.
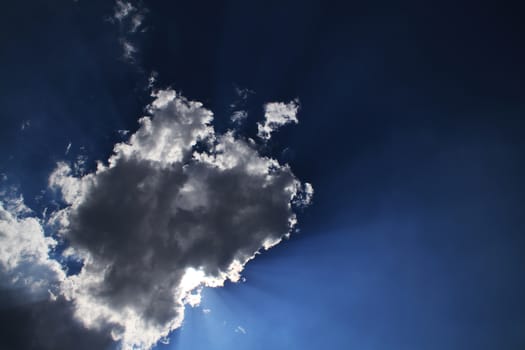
xmin=1 ymin=1 xmax=524 ymax=349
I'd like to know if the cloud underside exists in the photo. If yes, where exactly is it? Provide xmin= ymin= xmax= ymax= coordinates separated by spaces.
xmin=2 ymin=89 xmax=312 ymax=349
xmin=0 ymin=295 xmax=113 ymax=350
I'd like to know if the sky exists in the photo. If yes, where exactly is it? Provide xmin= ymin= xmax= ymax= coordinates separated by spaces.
xmin=1 ymin=1 xmax=525 ymax=349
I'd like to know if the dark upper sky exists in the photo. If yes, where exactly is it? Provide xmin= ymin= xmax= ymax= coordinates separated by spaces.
xmin=0 ymin=1 xmax=524 ymax=349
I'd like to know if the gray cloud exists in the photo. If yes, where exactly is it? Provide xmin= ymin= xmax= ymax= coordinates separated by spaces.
xmin=0 ymin=294 xmax=114 ymax=350
xmin=0 ymin=193 xmax=112 ymax=349
xmin=47 ymin=90 xmax=312 ymax=349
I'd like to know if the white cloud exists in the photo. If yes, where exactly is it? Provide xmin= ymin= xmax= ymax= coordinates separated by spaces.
xmin=293 ymin=181 xmax=314 ymax=208
xmin=257 ymin=99 xmax=300 ymax=140
xmin=0 ymin=194 xmax=65 ymax=300
xmin=235 ymin=325 xmax=247 ymax=334
xmin=46 ymin=89 xmax=312 ymax=350
xmin=202 ymin=308 xmax=211 ymax=314
xmin=112 ymin=90 xmax=214 ymax=164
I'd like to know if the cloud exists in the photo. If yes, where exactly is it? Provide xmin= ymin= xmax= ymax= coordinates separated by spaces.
xmin=234 ymin=87 xmax=254 ymax=101
xmin=130 ymin=13 xmax=144 ymax=32
xmin=230 ymin=86 xmax=255 ymax=112
xmin=235 ymin=325 xmax=247 ymax=334
xmin=117 ymin=129 xmax=130 ymax=137
xmin=257 ymin=99 xmax=300 ymax=140
xmin=121 ymin=39 xmax=138 ymax=61
xmin=0 ymin=192 xmax=114 ymax=349
xmin=230 ymin=86 xmax=252 ymax=125
xmin=46 ymin=89 xmax=312 ymax=349
xmin=20 ymin=120 xmax=30 ymax=131
xmin=0 ymin=293 xmax=114 ymax=350
xmin=111 ymin=1 xmax=147 ymax=62
xmin=0 ymin=194 xmax=65 ymax=301
xmin=114 ymin=0 xmax=135 ymax=22
xmin=147 ymin=71 xmax=158 ymax=89
xmin=231 ymin=110 xmax=248 ymax=124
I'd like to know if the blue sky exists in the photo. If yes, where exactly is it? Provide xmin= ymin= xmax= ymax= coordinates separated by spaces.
xmin=1 ymin=1 xmax=525 ymax=349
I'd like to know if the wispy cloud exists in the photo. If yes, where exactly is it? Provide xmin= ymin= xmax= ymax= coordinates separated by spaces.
xmin=121 ymin=39 xmax=138 ymax=61
xmin=257 ymin=99 xmax=300 ymax=140
xmin=20 ymin=120 xmax=30 ymax=131
xmin=231 ymin=110 xmax=248 ymax=124
xmin=111 ymin=0 xmax=147 ymax=62
xmin=114 ymin=0 xmax=135 ymax=22
xmin=235 ymin=326 xmax=247 ymax=334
